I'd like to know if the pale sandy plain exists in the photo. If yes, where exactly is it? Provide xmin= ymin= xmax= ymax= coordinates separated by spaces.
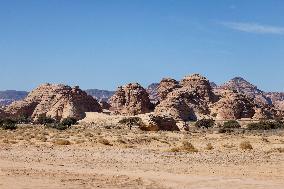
xmin=0 ymin=119 xmax=283 ymax=189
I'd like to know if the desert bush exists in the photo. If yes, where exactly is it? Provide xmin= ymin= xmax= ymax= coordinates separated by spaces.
xmin=98 ymin=138 xmax=113 ymax=146
xmin=239 ymin=141 xmax=253 ymax=150
xmin=46 ymin=123 xmax=70 ymax=130
xmin=37 ymin=115 xmax=56 ymax=125
xmin=61 ymin=117 xmax=77 ymax=126
xmin=118 ymin=117 xmax=143 ymax=129
xmin=169 ymin=141 xmax=198 ymax=153
xmin=247 ymin=120 xmax=284 ymax=130
xmin=195 ymin=119 xmax=215 ymax=129
xmin=223 ymin=120 xmax=241 ymax=129
xmin=0 ymin=118 xmax=17 ymax=130
xmin=16 ymin=115 xmax=32 ymax=124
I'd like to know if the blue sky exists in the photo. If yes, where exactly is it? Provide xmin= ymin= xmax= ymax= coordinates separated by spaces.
xmin=1 ymin=0 xmax=284 ymax=92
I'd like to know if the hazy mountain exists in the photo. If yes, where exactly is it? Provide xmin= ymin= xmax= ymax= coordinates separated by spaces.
xmin=85 ymin=89 xmax=115 ymax=102
xmin=0 ymin=90 xmax=29 ymax=106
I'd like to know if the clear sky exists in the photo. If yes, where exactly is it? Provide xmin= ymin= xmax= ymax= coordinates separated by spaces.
xmin=1 ymin=0 xmax=284 ymax=92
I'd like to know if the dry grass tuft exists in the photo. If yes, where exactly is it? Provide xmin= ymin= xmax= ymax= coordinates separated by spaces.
xmin=205 ymin=143 xmax=214 ymax=150
xmin=240 ymin=141 xmax=253 ymax=150
xmin=98 ymin=138 xmax=113 ymax=146
xmin=168 ymin=141 xmax=198 ymax=153
xmin=53 ymin=139 xmax=71 ymax=145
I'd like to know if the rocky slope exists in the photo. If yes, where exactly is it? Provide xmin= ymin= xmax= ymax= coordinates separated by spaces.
xmin=4 ymin=84 xmax=102 ymax=121
xmin=0 ymin=90 xmax=28 ymax=107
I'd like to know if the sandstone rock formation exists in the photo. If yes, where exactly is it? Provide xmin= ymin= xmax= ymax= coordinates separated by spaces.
xmin=5 ymin=84 xmax=102 ymax=121
xmin=109 ymin=83 xmax=152 ymax=115
xmin=217 ymin=77 xmax=271 ymax=106
xmin=157 ymin=78 xmax=180 ymax=101
xmin=210 ymin=90 xmax=256 ymax=120
xmin=265 ymin=92 xmax=284 ymax=111
xmin=139 ymin=113 xmax=179 ymax=131
xmin=99 ymin=100 xmax=111 ymax=110
xmin=155 ymin=74 xmax=217 ymax=121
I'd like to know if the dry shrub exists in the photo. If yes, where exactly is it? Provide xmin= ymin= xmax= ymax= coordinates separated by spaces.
xmin=98 ymin=138 xmax=113 ymax=146
xmin=53 ymin=139 xmax=71 ymax=145
xmin=205 ymin=143 xmax=214 ymax=150
xmin=169 ymin=141 xmax=198 ymax=153
xmin=240 ymin=141 xmax=253 ymax=150
xmin=261 ymin=137 xmax=269 ymax=143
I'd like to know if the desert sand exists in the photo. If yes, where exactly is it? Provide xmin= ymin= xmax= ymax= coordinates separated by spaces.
xmin=0 ymin=124 xmax=283 ymax=189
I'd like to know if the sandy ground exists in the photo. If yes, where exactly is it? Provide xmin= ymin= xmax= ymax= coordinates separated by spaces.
xmin=0 ymin=125 xmax=283 ymax=189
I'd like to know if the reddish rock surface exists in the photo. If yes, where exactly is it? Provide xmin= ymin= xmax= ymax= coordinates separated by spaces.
xmin=5 ymin=84 xmax=102 ymax=121
xmin=109 ymin=83 xmax=152 ymax=115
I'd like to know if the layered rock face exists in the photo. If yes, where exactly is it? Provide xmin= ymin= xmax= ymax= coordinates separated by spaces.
xmin=155 ymin=74 xmax=217 ymax=121
xmin=109 ymin=83 xmax=152 ymax=115
xmin=5 ymin=84 xmax=102 ymax=121
xmin=157 ymin=78 xmax=180 ymax=101
xmin=210 ymin=90 xmax=256 ymax=120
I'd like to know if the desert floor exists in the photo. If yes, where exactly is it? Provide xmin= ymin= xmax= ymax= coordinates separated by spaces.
xmin=0 ymin=125 xmax=283 ymax=189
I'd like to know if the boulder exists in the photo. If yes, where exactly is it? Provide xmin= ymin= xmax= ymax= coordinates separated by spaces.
xmin=5 ymin=83 xmax=102 ymax=121
xmin=109 ymin=83 xmax=152 ymax=115
xmin=139 ymin=113 xmax=179 ymax=131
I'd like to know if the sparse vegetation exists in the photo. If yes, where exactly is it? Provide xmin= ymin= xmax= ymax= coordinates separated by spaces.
xmin=239 ymin=141 xmax=253 ymax=150
xmin=169 ymin=141 xmax=198 ymax=153
xmin=46 ymin=123 xmax=70 ymax=130
xmin=61 ymin=117 xmax=77 ymax=126
xmin=195 ymin=119 xmax=215 ymax=129
xmin=0 ymin=118 xmax=17 ymax=130
xmin=205 ymin=143 xmax=214 ymax=150
xmin=37 ymin=115 xmax=56 ymax=125
xmin=98 ymin=138 xmax=113 ymax=146
xmin=223 ymin=120 xmax=241 ymax=129
xmin=118 ymin=117 xmax=143 ymax=129
xmin=246 ymin=120 xmax=284 ymax=130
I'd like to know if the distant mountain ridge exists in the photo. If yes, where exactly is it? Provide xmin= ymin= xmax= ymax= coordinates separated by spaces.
xmin=85 ymin=89 xmax=115 ymax=102
xmin=0 ymin=90 xmax=28 ymax=106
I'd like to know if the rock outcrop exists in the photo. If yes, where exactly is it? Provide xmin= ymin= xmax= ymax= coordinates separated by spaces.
xmin=155 ymin=74 xmax=217 ymax=121
xmin=210 ymin=90 xmax=256 ymax=120
xmin=217 ymin=77 xmax=272 ymax=106
xmin=157 ymin=78 xmax=180 ymax=101
xmin=265 ymin=92 xmax=284 ymax=111
xmin=146 ymin=83 xmax=159 ymax=103
xmin=5 ymin=84 xmax=102 ymax=121
xmin=109 ymin=83 xmax=152 ymax=115
xmin=139 ymin=113 xmax=179 ymax=131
